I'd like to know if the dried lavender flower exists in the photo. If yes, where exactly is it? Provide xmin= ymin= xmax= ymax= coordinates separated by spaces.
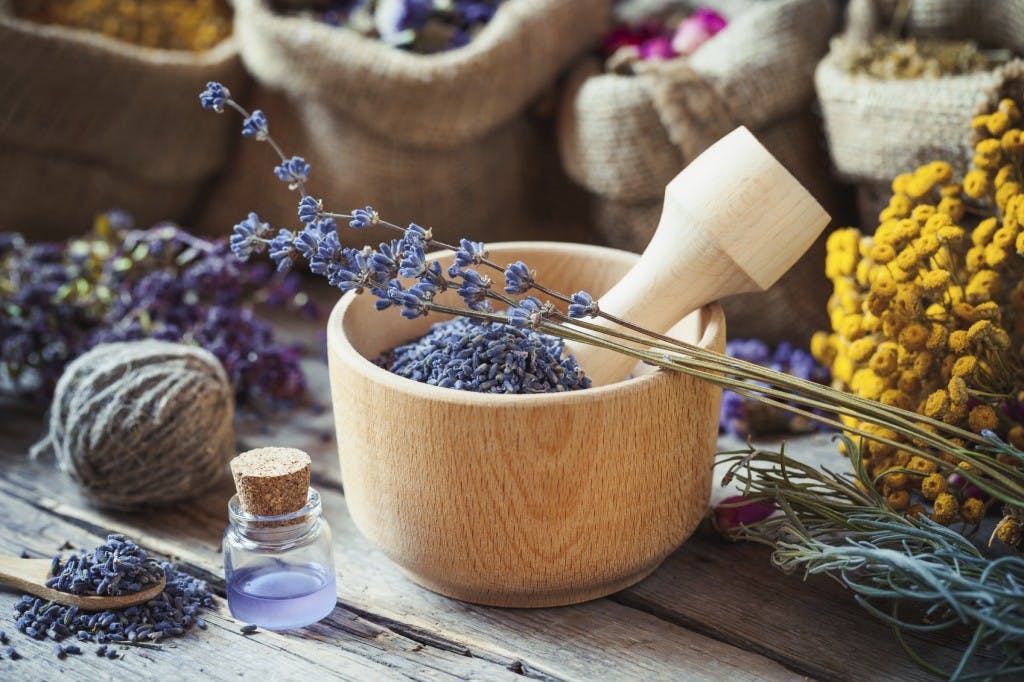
xmin=349 ymin=206 xmax=379 ymax=230
xmin=298 ymin=196 xmax=322 ymax=224
xmin=503 ymin=261 xmax=534 ymax=294
xmin=507 ymin=296 xmax=552 ymax=330
xmin=567 ymin=291 xmax=598 ymax=319
xmin=198 ymin=81 xmax=229 ymax=112
xmin=719 ymin=339 xmax=831 ymax=438
xmin=14 ymin=538 xmax=214 ymax=651
xmin=274 ymin=156 xmax=311 ymax=189
xmin=241 ymin=109 xmax=269 ymax=140
xmin=454 ymin=238 xmax=487 ymax=267
xmin=44 ymin=534 xmax=164 ymax=597
xmin=199 ymin=85 xmax=593 ymax=395
xmin=299 ymin=0 xmax=506 ymax=54
xmin=383 ymin=316 xmax=589 ymax=393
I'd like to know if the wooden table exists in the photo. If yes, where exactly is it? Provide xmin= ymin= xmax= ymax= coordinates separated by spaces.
xmin=0 ymin=331 xmax=985 ymax=680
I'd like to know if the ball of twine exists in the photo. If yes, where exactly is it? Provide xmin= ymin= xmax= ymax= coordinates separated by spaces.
xmin=33 ymin=340 xmax=236 ymax=510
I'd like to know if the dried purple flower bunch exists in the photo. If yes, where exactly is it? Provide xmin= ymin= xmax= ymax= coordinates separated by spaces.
xmin=279 ymin=0 xmax=506 ymax=53
xmin=0 ymin=212 xmax=311 ymax=405
xmin=719 ymin=339 xmax=831 ymax=438
xmin=202 ymin=82 xmax=599 ymax=394
xmin=13 ymin=535 xmax=214 ymax=658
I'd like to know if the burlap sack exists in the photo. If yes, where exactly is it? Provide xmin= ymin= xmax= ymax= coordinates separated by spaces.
xmin=199 ymin=0 xmax=608 ymax=244
xmin=557 ymin=0 xmax=840 ymax=344
xmin=0 ymin=1 xmax=244 ymax=239
xmin=816 ymin=0 xmax=1024 ymax=226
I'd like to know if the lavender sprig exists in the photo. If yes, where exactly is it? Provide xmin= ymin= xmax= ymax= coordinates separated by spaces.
xmin=198 ymin=83 xmax=1024 ymax=511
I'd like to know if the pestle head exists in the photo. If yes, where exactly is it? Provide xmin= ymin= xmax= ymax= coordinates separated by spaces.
xmin=650 ymin=126 xmax=829 ymax=293
xmin=567 ymin=126 xmax=830 ymax=386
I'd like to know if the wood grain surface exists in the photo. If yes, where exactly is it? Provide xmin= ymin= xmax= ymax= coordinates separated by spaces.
xmin=0 ymin=289 xmax=996 ymax=680
xmin=328 ymin=243 xmax=725 ymax=607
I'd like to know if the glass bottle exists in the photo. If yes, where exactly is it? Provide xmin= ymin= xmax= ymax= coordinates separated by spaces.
xmin=223 ymin=487 xmax=336 ymax=630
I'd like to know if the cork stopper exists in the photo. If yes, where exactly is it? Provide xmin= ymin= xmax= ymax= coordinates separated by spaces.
xmin=230 ymin=447 xmax=311 ymax=518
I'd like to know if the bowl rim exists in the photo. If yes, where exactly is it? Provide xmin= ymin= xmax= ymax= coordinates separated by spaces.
xmin=327 ymin=241 xmax=725 ymax=406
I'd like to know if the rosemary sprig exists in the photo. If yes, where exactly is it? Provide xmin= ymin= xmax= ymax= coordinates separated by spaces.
xmin=718 ymin=437 xmax=1024 ymax=680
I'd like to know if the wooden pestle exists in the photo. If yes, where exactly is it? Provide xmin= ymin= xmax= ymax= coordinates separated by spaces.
xmin=566 ymin=127 xmax=830 ymax=386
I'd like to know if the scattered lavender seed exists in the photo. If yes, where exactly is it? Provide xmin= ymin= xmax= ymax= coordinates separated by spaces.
xmin=18 ymin=550 xmax=29 ymax=559
xmin=6 ymin=645 xmax=20 ymax=660
xmin=240 ymin=624 xmax=258 ymax=634
xmin=10 ymin=535 xmax=214 ymax=657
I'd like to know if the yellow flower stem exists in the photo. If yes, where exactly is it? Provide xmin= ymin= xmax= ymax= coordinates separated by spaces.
xmin=563 ymin=312 xmax=986 ymax=445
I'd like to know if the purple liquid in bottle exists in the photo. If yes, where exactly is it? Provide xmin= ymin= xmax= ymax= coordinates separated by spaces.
xmin=227 ymin=562 xmax=336 ymax=630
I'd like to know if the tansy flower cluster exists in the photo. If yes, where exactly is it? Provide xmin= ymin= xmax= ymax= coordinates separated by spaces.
xmin=812 ymin=97 xmax=1024 ymax=542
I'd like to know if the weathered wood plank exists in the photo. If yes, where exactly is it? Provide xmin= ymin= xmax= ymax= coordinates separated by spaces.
xmin=0 ymin=483 xmax=541 ymax=682
xmin=0 ymin=409 xmax=802 ymax=682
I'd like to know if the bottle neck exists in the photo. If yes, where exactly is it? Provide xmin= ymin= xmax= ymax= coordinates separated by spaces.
xmin=228 ymin=488 xmax=322 ymax=547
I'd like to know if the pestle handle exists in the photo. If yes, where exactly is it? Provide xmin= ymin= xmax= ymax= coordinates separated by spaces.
xmin=567 ymin=127 xmax=830 ymax=386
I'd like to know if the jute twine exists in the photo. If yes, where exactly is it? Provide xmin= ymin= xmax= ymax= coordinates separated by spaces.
xmin=32 ymin=340 xmax=236 ymax=510
xmin=557 ymin=0 xmax=839 ymax=344
xmin=816 ymin=0 xmax=1024 ymax=226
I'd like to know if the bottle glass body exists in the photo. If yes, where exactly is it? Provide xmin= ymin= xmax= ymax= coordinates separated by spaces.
xmin=223 ymin=488 xmax=336 ymax=630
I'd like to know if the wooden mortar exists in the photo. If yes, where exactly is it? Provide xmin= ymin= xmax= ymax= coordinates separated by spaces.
xmin=327 ymin=242 xmax=725 ymax=608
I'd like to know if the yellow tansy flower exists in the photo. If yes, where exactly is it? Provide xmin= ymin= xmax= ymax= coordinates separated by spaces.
xmin=969 ymin=405 xmax=999 ymax=432
xmin=898 ymin=323 xmax=928 ymax=351
xmin=951 ymin=355 xmax=978 ymax=379
xmin=986 ymin=110 xmax=1012 ymax=136
xmin=948 ymin=376 xmax=969 ymax=406
xmin=961 ymin=498 xmax=985 ymax=525
xmin=920 ymin=472 xmax=947 ymax=500
xmin=923 ymin=390 xmax=950 ymax=418
xmin=963 ymin=169 xmax=991 ymax=199
xmin=848 ymin=337 xmax=877 ymax=363
xmin=932 ymin=492 xmax=959 ymax=524
xmin=972 ymin=217 xmax=999 ymax=246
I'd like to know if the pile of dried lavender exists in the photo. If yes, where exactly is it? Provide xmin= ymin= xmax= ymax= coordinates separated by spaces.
xmin=11 ymin=535 xmax=214 ymax=661
xmin=381 ymin=316 xmax=590 ymax=393
xmin=44 ymin=535 xmax=163 ymax=597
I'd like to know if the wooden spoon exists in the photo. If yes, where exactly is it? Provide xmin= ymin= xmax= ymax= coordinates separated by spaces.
xmin=564 ymin=126 xmax=830 ymax=386
xmin=0 ymin=557 xmax=166 ymax=611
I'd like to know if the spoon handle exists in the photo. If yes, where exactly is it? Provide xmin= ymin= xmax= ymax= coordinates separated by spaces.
xmin=0 ymin=557 xmax=52 ymax=591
